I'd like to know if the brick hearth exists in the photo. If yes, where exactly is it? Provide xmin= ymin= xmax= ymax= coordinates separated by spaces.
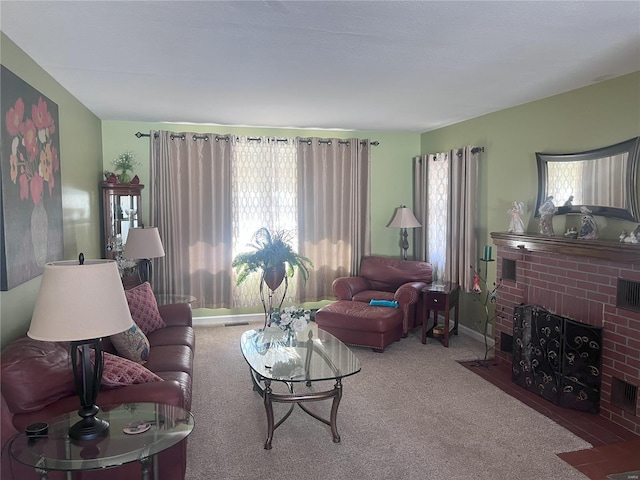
xmin=491 ymin=232 xmax=640 ymax=436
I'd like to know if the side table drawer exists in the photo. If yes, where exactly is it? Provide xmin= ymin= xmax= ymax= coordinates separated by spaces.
xmin=425 ymin=291 xmax=448 ymax=308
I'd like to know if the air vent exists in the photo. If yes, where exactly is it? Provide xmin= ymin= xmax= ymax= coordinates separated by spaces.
xmin=500 ymin=332 xmax=513 ymax=354
xmin=616 ymin=278 xmax=640 ymax=313
xmin=502 ymin=259 xmax=516 ymax=282
xmin=611 ymin=377 xmax=638 ymax=415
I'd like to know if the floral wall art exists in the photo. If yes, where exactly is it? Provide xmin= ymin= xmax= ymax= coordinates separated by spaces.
xmin=1 ymin=65 xmax=63 ymax=290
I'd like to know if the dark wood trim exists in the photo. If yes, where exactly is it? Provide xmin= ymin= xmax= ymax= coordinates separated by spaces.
xmin=490 ymin=231 xmax=640 ymax=263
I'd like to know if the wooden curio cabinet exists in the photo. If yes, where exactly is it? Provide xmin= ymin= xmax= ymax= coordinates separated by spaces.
xmin=100 ymin=182 xmax=144 ymax=260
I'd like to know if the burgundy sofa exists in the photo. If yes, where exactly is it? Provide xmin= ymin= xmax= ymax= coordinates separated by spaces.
xmin=1 ymin=302 xmax=194 ymax=480
xmin=316 ymin=256 xmax=432 ymax=351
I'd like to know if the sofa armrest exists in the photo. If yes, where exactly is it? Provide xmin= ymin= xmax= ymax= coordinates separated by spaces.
xmin=158 ymin=303 xmax=193 ymax=327
xmin=97 ymin=380 xmax=186 ymax=409
xmin=394 ymin=282 xmax=428 ymax=306
xmin=394 ymin=282 xmax=429 ymax=336
xmin=332 ymin=277 xmax=370 ymax=300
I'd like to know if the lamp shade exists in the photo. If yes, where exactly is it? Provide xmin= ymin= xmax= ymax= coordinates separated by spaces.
xmin=387 ymin=207 xmax=421 ymax=228
xmin=28 ymin=259 xmax=133 ymax=341
xmin=123 ymin=227 xmax=165 ymax=259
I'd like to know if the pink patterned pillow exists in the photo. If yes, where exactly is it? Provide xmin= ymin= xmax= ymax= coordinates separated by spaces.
xmin=100 ymin=352 xmax=163 ymax=388
xmin=124 ymin=282 xmax=165 ymax=335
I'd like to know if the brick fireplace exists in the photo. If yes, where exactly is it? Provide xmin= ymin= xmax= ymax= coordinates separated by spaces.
xmin=491 ymin=231 xmax=640 ymax=435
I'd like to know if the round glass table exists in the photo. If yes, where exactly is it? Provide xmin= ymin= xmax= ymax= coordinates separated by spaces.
xmin=9 ymin=402 xmax=194 ymax=480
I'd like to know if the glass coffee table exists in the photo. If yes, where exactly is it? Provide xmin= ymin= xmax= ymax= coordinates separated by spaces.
xmin=9 ymin=402 xmax=194 ymax=480
xmin=240 ymin=324 xmax=361 ymax=449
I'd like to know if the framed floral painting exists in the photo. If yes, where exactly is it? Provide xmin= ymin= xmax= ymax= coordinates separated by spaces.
xmin=1 ymin=65 xmax=63 ymax=290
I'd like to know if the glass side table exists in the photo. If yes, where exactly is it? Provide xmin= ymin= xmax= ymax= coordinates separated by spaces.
xmin=10 ymin=402 xmax=194 ymax=480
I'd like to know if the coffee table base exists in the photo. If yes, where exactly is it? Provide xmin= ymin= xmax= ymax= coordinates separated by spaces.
xmin=250 ymin=370 xmax=343 ymax=449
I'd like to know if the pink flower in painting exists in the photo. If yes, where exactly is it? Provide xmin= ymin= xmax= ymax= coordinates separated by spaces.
xmin=21 ymin=119 xmax=38 ymax=160
xmin=32 ymin=97 xmax=54 ymax=130
xmin=5 ymin=98 xmax=24 ymax=137
xmin=29 ymin=173 xmax=44 ymax=205
xmin=4 ymin=93 xmax=58 ymax=205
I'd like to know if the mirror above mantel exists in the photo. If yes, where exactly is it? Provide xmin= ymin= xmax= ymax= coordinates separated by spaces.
xmin=535 ymin=137 xmax=640 ymax=222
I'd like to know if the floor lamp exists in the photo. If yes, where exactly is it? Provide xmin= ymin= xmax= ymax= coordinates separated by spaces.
xmin=124 ymin=226 xmax=165 ymax=285
xmin=27 ymin=256 xmax=134 ymax=441
xmin=387 ymin=205 xmax=421 ymax=260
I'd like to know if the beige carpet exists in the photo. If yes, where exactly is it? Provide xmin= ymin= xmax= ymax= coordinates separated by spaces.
xmin=186 ymin=322 xmax=591 ymax=480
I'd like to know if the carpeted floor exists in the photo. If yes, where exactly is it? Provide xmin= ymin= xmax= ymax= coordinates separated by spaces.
xmin=186 ymin=322 xmax=592 ymax=480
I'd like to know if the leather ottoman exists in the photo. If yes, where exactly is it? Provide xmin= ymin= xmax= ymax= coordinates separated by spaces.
xmin=315 ymin=300 xmax=403 ymax=352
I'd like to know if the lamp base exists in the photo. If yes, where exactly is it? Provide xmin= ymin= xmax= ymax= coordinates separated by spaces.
xmin=137 ymin=258 xmax=152 ymax=284
xmin=69 ymin=411 xmax=109 ymax=441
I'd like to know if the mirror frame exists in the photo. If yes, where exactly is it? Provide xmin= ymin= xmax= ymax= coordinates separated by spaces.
xmin=535 ymin=136 xmax=640 ymax=222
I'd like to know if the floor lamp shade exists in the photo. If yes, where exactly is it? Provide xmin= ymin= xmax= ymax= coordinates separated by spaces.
xmin=387 ymin=206 xmax=421 ymax=260
xmin=28 ymin=259 xmax=133 ymax=441
xmin=123 ymin=227 xmax=165 ymax=284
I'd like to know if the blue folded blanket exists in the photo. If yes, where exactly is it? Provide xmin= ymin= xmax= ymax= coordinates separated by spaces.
xmin=369 ymin=299 xmax=398 ymax=308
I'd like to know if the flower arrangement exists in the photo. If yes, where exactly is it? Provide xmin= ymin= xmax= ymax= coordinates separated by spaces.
xmin=5 ymin=96 xmax=59 ymax=205
xmin=112 ymin=151 xmax=140 ymax=183
xmin=268 ymin=306 xmax=310 ymax=334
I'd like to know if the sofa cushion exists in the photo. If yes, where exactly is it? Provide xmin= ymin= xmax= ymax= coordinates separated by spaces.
xmin=359 ymin=256 xmax=432 ymax=291
xmin=125 ymin=282 xmax=166 ymax=334
xmin=110 ymin=323 xmax=150 ymax=363
xmin=100 ymin=352 xmax=163 ymax=388
xmin=352 ymin=290 xmax=395 ymax=303
xmin=0 ymin=337 xmax=74 ymax=414
xmin=147 ymin=326 xmax=195 ymax=350
xmin=144 ymin=345 xmax=194 ymax=376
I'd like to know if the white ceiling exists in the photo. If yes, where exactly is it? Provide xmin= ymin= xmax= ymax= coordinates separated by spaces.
xmin=2 ymin=1 xmax=639 ymax=133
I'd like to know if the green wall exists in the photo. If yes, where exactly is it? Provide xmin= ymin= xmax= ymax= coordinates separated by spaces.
xmin=420 ymin=71 xmax=640 ymax=333
xmin=101 ymin=122 xmax=421 ymax=256
xmin=0 ymin=33 xmax=104 ymax=348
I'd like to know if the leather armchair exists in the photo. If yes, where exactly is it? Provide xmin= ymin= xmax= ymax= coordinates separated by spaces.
xmin=332 ymin=256 xmax=433 ymax=335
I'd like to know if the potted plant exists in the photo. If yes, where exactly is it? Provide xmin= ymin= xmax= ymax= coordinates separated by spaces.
xmin=232 ymin=227 xmax=313 ymax=291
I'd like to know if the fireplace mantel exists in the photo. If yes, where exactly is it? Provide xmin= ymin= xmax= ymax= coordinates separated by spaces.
xmin=490 ymin=231 xmax=640 ymax=263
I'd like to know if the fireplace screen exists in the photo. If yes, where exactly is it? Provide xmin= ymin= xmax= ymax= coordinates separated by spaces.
xmin=512 ymin=304 xmax=602 ymax=414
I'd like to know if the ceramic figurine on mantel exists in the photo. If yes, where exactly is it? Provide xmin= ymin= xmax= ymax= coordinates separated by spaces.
xmin=538 ymin=195 xmax=557 ymax=236
xmin=578 ymin=206 xmax=598 ymax=240
xmin=507 ymin=201 xmax=526 ymax=234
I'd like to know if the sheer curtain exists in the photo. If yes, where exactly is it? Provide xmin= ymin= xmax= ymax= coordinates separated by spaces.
xmin=231 ymin=136 xmax=299 ymax=307
xmin=414 ymin=146 xmax=479 ymax=292
xmin=297 ymin=138 xmax=371 ymax=301
xmin=149 ymin=131 xmax=232 ymax=308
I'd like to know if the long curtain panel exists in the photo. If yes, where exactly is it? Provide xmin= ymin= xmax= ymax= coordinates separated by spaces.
xmin=297 ymin=138 xmax=371 ymax=301
xmin=414 ymin=146 xmax=479 ymax=292
xmin=231 ymin=136 xmax=299 ymax=307
xmin=149 ymin=131 xmax=232 ymax=308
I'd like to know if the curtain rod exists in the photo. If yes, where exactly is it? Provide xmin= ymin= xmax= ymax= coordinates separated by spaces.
xmin=134 ymin=131 xmax=379 ymax=146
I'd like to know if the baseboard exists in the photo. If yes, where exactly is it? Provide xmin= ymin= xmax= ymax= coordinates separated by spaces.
xmin=193 ymin=313 xmax=264 ymax=326
xmin=458 ymin=322 xmax=495 ymax=347
xmin=195 ymin=313 xmax=496 ymax=348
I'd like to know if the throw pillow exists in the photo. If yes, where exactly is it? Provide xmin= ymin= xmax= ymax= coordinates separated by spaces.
xmin=110 ymin=323 xmax=150 ymax=363
xmin=124 ymin=282 xmax=166 ymax=335
xmin=100 ymin=352 xmax=163 ymax=388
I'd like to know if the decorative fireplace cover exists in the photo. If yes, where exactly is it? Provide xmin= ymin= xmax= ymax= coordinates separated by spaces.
xmin=512 ymin=304 xmax=602 ymax=414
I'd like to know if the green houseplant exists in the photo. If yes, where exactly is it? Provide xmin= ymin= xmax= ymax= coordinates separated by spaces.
xmin=232 ymin=227 xmax=313 ymax=290
xmin=232 ymin=228 xmax=313 ymax=326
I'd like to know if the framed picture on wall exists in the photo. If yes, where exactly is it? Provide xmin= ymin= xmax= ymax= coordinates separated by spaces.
xmin=0 ymin=65 xmax=63 ymax=291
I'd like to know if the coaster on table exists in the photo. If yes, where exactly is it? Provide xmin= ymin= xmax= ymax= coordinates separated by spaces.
xmin=123 ymin=421 xmax=151 ymax=435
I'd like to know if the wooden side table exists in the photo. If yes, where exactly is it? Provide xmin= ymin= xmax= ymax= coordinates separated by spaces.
xmin=421 ymin=282 xmax=460 ymax=347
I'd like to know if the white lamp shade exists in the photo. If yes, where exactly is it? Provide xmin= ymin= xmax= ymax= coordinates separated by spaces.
xmin=123 ymin=227 xmax=165 ymax=259
xmin=387 ymin=207 xmax=421 ymax=228
xmin=28 ymin=260 xmax=133 ymax=341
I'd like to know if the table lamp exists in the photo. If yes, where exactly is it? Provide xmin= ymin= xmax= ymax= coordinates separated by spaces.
xmin=387 ymin=205 xmax=421 ymax=260
xmin=123 ymin=226 xmax=165 ymax=284
xmin=27 ymin=255 xmax=133 ymax=441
